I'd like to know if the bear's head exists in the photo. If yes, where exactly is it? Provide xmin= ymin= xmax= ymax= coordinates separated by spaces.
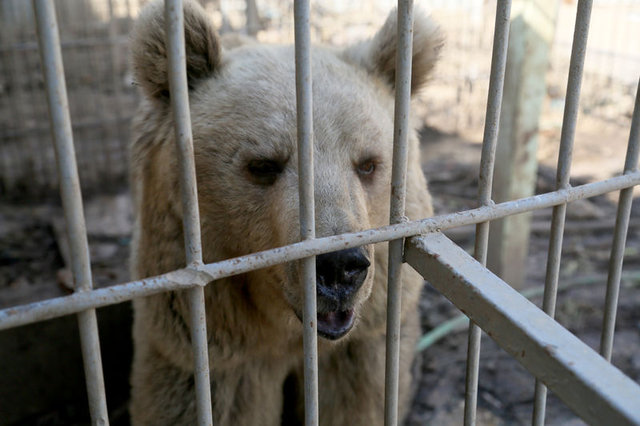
xmin=131 ymin=0 xmax=440 ymax=340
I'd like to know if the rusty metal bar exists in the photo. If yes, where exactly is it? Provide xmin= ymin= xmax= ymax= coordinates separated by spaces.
xmin=164 ymin=1 xmax=212 ymax=424
xmin=600 ymin=80 xmax=640 ymax=360
xmin=464 ymin=1 xmax=511 ymax=424
xmin=294 ymin=0 xmax=319 ymax=424
xmin=532 ymin=1 xmax=592 ymax=423
xmin=384 ymin=1 xmax=414 ymax=425
xmin=32 ymin=0 xmax=109 ymax=424
xmin=1 ymin=171 xmax=639 ymax=331
xmin=405 ymin=233 xmax=640 ymax=426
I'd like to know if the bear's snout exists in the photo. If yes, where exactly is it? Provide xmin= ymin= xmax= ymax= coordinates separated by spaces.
xmin=316 ymin=248 xmax=370 ymax=302
xmin=315 ymin=248 xmax=370 ymax=340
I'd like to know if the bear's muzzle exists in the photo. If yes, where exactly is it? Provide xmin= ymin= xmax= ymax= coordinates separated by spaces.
xmin=315 ymin=247 xmax=370 ymax=340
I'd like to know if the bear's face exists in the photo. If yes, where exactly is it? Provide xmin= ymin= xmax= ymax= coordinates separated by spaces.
xmin=192 ymin=45 xmax=393 ymax=338
xmin=131 ymin=0 xmax=441 ymax=340
xmin=189 ymin=46 xmax=396 ymax=338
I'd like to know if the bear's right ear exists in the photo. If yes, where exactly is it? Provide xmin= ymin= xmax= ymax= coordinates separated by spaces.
xmin=130 ymin=0 xmax=221 ymax=101
xmin=342 ymin=9 xmax=442 ymax=96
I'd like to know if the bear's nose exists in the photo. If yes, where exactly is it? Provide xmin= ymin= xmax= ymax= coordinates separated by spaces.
xmin=316 ymin=248 xmax=370 ymax=297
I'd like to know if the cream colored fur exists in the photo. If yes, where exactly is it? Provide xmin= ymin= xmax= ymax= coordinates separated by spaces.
xmin=129 ymin=1 xmax=441 ymax=424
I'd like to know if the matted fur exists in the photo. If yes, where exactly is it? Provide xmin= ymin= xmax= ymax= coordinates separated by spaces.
xmin=128 ymin=1 xmax=441 ymax=425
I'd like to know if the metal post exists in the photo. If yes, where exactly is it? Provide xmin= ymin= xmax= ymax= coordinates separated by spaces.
xmin=532 ymin=1 xmax=592 ymax=424
xmin=164 ymin=1 xmax=213 ymax=424
xmin=464 ymin=1 xmax=511 ymax=425
xmin=384 ymin=1 xmax=413 ymax=425
xmin=32 ymin=0 xmax=109 ymax=424
xmin=600 ymin=80 xmax=640 ymax=360
xmin=294 ymin=1 xmax=319 ymax=425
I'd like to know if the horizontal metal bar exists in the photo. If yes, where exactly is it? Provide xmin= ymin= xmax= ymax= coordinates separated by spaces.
xmin=405 ymin=233 xmax=640 ymax=426
xmin=0 ymin=268 xmax=209 ymax=330
xmin=1 ymin=171 xmax=639 ymax=330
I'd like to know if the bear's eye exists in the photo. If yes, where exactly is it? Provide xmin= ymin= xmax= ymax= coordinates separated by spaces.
xmin=246 ymin=159 xmax=284 ymax=185
xmin=356 ymin=159 xmax=377 ymax=178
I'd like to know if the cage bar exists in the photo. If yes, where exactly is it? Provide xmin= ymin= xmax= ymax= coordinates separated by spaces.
xmin=164 ymin=1 xmax=213 ymax=424
xmin=532 ymin=1 xmax=592 ymax=423
xmin=32 ymin=0 xmax=109 ymax=424
xmin=383 ymin=1 xmax=414 ymax=425
xmin=1 ymin=171 xmax=639 ymax=331
xmin=600 ymin=80 xmax=640 ymax=360
xmin=405 ymin=233 xmax=640 ymax=426
xmin=464 ymin=1 xmax=511 ymax=424
xmin=293 ymin=1 xmax=319 ymax=424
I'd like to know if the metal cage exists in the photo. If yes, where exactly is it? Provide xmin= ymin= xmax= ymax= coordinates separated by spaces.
xmin=1 ymin=0 xmax=639 ymax=425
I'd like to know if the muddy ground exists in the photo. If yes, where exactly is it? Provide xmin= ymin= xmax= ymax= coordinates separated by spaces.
xmin=1 ymin=114 xmax=639 ymax=425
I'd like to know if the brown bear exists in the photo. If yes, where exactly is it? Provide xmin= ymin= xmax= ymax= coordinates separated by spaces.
xmin=128 ymin=1 xmax=440 ymax=424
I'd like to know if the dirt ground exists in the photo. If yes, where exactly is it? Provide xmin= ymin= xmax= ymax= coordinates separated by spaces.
xmin=1 ymin=110 xmax=639 ymax=425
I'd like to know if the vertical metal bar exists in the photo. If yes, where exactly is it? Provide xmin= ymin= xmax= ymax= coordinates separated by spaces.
xmin=294 ymin=1 xmax=318 ymax=425
xmin=600 ymin=80 xmax=640 ymax=360
xmin=532 ymin=1 xmax=592 ymax=424
xmin=384 ymin=1 xmax=414 ymax=425
xmin=164 ymin=1 xmax=212 ymax=425
xmin=487 ymin=0 xmax=559 ymax=290
xmin=166 ymin=0 xmax=203 ymax=267
xmin=32 ymin=1 xmax=109 ymax=424
xmin=464 ymin=2 xmax=511 ymax=425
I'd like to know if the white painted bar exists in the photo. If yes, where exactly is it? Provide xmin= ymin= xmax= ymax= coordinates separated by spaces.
xmin=164 ymin=1 xmax=212 ymax=423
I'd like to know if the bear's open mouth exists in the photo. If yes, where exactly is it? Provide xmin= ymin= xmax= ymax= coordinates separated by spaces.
xmin=316 ymin=309 xmax=356 ymax=340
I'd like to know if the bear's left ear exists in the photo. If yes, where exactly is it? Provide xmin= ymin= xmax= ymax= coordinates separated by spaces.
xmin=130 ymin=0 xmax=221 ymax=102
xmin=342 ymin=9 xmax=443 ymax=95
